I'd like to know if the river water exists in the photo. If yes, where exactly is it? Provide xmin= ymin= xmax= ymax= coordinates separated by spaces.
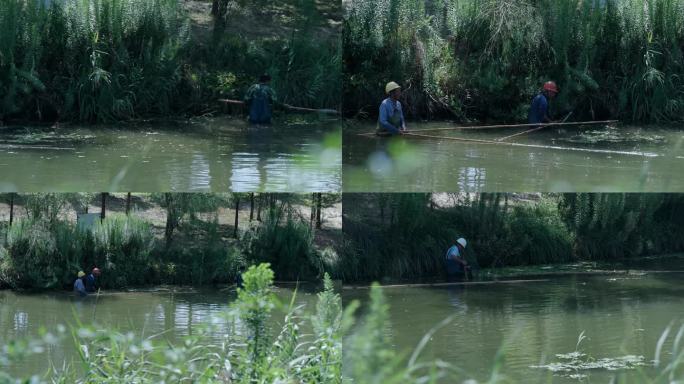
xmin=0 ymin=286 xmax=318 ymax=378
xmin=0 ymin=117 xmax=341 ymax=192
xmin=344 ymin=121 xmax=684 ymax=192
xmin=343 ymin=272 xmax=684 ymax=383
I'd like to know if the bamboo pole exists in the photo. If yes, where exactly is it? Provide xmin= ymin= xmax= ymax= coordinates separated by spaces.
xmin=343 ymin=279 xmax=551 ymax=289
xmin=497 ymin=125 xmax=550 ymax=141
xmin=497 ymin=111 xmax=573 ymax=141
xmin=401 ymin=132 xmax=659 ymax=157
xmin=217 ymin=99 xmax=339 ymax=115
xmin=409 ymin=119 xmax=618 ymax=132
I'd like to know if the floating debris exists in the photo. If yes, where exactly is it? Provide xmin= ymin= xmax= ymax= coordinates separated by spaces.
xmin=531 ymin=352 xmax=647 ymax=377
xmin=562 ymin=127 xmax=666 ymax=145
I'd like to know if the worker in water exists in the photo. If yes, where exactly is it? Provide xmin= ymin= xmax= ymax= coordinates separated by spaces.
xmin=74 ymin=271 xmax=87 ymax=297
xmin=235 ymin=265 xmax=246 ymax=289
xmin=244 ymin=74 xmax=277 ymax=125
xmin=445 ymin=238 xmax=469 ymax=282
xmin=528 ymin=81 xmax=559 ymax=124
xmin=377 ymin=81 xmax=407 ymax=135
xmin=85 ymin=267 xmax=101 ymax=293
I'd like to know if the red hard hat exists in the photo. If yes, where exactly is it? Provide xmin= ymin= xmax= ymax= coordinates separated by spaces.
xmin=543 ymin=81 xmax=559 ymax=93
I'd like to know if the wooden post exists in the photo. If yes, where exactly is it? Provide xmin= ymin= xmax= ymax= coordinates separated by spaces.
xmin=100 ymin=193 xmax=107 ymax=222
xmin=234 ymin=196 xmax=240 ymax=238
xmin=310 ymin=193 xmax=316 ymax=228
xmin=257 ymin=194 xmax=262 ymax=221
xmin=249 ymin=193 xmax=255 ymax=221
xmin=126 ymin=192 xmax=132 ymax=216
xmin=316 ymin=193 xmax=322 ymax=229
xmin=9 ymin=193 xmax=14 ymax=227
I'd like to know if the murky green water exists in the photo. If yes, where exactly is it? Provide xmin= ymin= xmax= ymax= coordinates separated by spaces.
xmin=344 ymin=122 xmax=684 ymax=192
xmin=0 ymin=117 xmax=341 ymax=192
xmin=343 ymin=273 xmax=684 ymax=383
xmin=0 ymin=286 xmax=317 ymax=378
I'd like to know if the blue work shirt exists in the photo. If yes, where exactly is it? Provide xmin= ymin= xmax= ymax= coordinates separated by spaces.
xmin=378 ymin=98 xmax=405 ymax=134
xmin=85 ymin=274 xmax=96 ymax=292
xmin=445 ymin=245 xmax=464 ymax=274
xmin=74 ymin=278 xmax=87 ymax=296
xmin=245 ymin=83 xmax=276 ymax=125
xmin=528 ymin=93 xmax=549 ymax=124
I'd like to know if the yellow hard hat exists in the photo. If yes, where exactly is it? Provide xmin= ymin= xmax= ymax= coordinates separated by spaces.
xmin=77 ymin=271 xmax=85 ymax=278
xmin=385 ymin=81 xmax=401 ymax=94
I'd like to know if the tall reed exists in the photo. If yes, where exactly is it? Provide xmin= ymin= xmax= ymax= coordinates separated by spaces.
xmin=344 ymin=0 xmax=684 ymax=122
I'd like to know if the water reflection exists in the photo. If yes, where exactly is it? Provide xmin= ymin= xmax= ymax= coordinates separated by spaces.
xmin=0 ymin=118 xmax=341 ymax=192
xmin=1 ymin=287 xmax=316 ymax=378
xmin=344 ymin=122 xmax=684 ymax=192
xmin=344 ymin=273 xmax=684 ymax=383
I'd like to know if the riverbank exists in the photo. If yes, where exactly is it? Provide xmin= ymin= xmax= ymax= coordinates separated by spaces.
xmin=341 ymin=254 xmax=684 ymax=288
xmin=1 ymin=0 xmax=340 ymax=124
xmin=341 ymin=193 xmax=684 ymax=282
xmin=0 ymin=193 xmax=343 ymax=290
xmin=343 ymin=0 xmax=684 ymax=123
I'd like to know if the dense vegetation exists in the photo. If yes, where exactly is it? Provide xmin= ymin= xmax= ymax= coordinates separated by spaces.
xmin=343 ymin=0 xmax=684 ymax=123
xmin=340 ymin=193 xmax=684 ymax=281
xmin=0 ymin=193 xmax=342 ymax=289
xmin=0 ymin=0 xmax=340 ymax=123
xmin=0 ymin=264 xmax=346 ymax=383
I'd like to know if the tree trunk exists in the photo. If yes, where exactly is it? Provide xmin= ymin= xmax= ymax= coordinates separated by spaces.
xmin=257 ymin=194 xmax=262 ymax=221
xmin=316 ymin=193 xmax=322 ymax=229
xmin=211 ymin=0 xmax=219 ymax=15
xmin=164 ymin=193 xmax=176 ymax=247
xmin=249 ymin=193 xmax=255 ymax=221
xmin=100 ymin=193 xmax=108 ymax=222
xmin=234 ymin=196 xmax=240 ymax=238
xmin=126 ymin=192 xmax=132 ymax=215
xmin=9 ymin=193 xmax=14 ymax=227
xmin=310 ymin=193 xmax=316 ymax=227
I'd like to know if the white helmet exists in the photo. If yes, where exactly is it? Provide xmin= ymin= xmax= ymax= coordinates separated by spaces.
xmin=456 ymin=238 xmax=467 ymax=248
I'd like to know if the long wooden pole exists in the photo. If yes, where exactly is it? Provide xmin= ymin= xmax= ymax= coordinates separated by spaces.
xmin=497 ymin=111 xmax=574 ymax=142
xmin=218 ymin=99 xmax=339 ymax=115
xmin=402 ymin=132 xmax=659 ymax=157
xmin=343 ymin=279 xmax=551 ymax=289
xmin=401 ymin=119 xmax=618 ymax=133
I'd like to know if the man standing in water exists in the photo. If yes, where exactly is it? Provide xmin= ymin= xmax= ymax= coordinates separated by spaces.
xmin=74 ymin=271 xmax=87 ymax=297
xmin=377 ymin=81 xmax=407 ymax=135
xmin=445 ymin=238 xmax=469 ymax=281
xmin=528 ymin=81 xmax=559 ymax=124
xmin=244 ymin=74 xmax=277 ymax=125
xmin=85 ymin=267 xmax=101 ymax=293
